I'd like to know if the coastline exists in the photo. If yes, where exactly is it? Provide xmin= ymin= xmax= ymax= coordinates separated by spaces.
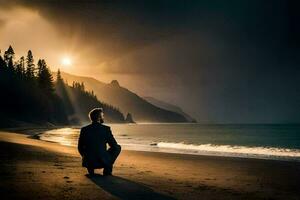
xmin=0 ymin=130 xmax=300 ymax=199
xmin=38 ymin=126 xmax=300 ymax=162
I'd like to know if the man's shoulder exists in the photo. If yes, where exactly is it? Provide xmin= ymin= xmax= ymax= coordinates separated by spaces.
xmin=80 ymin=124 xmax=93 ymax=131
xmin=81 ymin=123 xmax=110 ymax=131
xmin=100 ymin=124 xmax=111 ymax=130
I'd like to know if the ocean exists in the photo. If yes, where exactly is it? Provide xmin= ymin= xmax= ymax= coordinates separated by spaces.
xmin=39 ymin=123 xmax=300 ymax=161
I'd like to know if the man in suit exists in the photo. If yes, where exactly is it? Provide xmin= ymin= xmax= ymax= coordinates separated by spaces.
xmin=78 ymin=108 xmax=121 ymax=176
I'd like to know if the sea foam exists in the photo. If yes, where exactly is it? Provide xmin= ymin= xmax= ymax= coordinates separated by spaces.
xmin=154 ymin=142 xmax=300 ymax=160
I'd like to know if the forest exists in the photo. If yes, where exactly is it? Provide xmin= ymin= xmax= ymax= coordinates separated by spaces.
xmin=0 ymin=46 xmax=125 ymax=127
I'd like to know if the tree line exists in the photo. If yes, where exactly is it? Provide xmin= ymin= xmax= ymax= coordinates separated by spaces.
xmin=0 ymin=46 xmax=125 ymax=127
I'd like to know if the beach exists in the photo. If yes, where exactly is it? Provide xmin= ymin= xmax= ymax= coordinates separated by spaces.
xmin=0 ymin=130 xmax=300 ymax=200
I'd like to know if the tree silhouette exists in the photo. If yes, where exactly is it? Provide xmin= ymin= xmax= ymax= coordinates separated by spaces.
xmin=25 ymin=50 xmax=35 ymax=79
xmin=3 ymin=45 xmax=15 ymax=63
xmin=4 ymin=46 xmax=15 ymax=73
xmin=15 ymin=56 xmax=25 ymax=76
xmin=20 ymin=56 xmax=25 ymax=76
xmin=55 ymin=69 xmax=74 ymax=116
xmin=56 ymin=68 xmax=63 ymax=82
xmin=37 ymin=59 xmax=54 ymax=94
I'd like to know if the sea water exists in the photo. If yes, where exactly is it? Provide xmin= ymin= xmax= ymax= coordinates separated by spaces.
xmin=39 ymin=123 xmax=300 ymax=161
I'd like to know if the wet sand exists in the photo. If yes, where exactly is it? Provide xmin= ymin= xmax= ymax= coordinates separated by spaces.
xmin=0 ymin=131 xmax=299 ymax=200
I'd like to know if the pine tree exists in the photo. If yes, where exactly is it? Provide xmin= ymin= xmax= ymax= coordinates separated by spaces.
xmin=55 ymin=69 xmax=74 ymax=115
xmin=37 ymin=59 xmax=43 ymax=77
xmin=7 ymin=58 xmax=14 ymax=73
xmin=56 ymin=68 xmax=63 ymax=83
xmin=57 ymin=68 xmax=62 ymax=80
xmin=4 ymin=46 xmax=15 ymax=73
xmin=26 ymin=50 xmax=35 ymax=78
xmin=15 ymin=58 xmax=24 ymax=75
xmin=55 ymin=68 xmax=66 ymax=93
xmin=3 ymin=45 xmax=15 ymax=64
xmin=37 ymin=59 xmax=54 ymax=94
xmin=20 ymin=56 xmax=25 ymax=76
xmin=80 ymin=82 xmax=85 ymax=91
xmin=15 ymin=62 xmax=21 ymax=75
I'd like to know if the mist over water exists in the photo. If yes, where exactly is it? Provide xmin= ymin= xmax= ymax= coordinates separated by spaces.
xmin=39 ymin=123 xmax=300 ymax=161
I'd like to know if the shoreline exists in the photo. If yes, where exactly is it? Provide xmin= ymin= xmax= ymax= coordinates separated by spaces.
xmin=32 ymin=135 xmax=300 ymax=163
xmin=1 ymin=130 xmax=300 ymax=199
xmin=12 ymin=131 xmax=300 ymax=164
xmin=37 ymin=127 xmax=300 ymax=163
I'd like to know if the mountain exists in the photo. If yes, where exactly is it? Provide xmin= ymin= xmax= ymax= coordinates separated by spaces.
xmin=144 ymin=96 xmax=197 ymax=123
xmin=54 ymin=71 xmax=188 ymax=123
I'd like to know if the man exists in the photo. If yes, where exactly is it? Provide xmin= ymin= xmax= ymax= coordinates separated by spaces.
xmin=78 ymin=108 xmax=121 ymax=176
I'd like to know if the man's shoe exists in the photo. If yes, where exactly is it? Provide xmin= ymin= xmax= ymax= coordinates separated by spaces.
xmin=103 ymin=172 xmax=112 ymax=176
xmin=87 ymin=168 xmax=95 ymax=176
xmin=103 ymin=168 xmax=112 ymax=176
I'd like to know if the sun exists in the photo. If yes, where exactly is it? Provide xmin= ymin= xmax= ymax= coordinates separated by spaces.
xmin=61 ymin=57 xmax=72 ymax=66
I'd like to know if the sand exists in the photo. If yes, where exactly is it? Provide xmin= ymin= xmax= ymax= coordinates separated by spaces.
xmin=0 ymin=130 xmax=299 ymax=200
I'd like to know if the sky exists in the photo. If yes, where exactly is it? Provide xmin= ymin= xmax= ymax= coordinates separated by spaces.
xmin=0 ymin=0 xmax=299 ymax=123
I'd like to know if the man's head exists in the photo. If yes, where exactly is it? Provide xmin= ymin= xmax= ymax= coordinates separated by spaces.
xmin=89 ymin=108 xmax=104 ymax=123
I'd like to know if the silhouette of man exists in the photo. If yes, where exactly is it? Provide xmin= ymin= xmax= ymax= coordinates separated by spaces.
xmin=78 ymin=108 xmax=121 ymax=176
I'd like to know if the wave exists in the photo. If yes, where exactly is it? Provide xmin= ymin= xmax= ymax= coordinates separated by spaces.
xmin=153 ymin=142 xmax=300 ymax=160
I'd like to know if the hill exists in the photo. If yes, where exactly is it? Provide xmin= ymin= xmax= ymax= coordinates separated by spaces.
xmin=143 ymin=96 xmax=196 ymax=123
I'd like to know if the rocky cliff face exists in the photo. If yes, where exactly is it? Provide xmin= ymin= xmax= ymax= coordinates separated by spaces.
xmin=110 ymin=80 xmax=120 ymax=87
xmin=125 ymin=113 xmax=135 ymax=123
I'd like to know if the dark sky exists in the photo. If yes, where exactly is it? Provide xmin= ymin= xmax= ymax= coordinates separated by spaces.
xmin=1 ymin=0 xmax=300 ymax=123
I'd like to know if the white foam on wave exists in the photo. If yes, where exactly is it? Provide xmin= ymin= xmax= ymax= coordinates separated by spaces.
xmin=155 ymin=142 xmax=300 ymax=160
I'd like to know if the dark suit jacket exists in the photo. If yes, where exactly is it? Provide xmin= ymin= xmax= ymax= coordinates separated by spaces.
xmin=78 ymin=122 xmax=120 ymax=168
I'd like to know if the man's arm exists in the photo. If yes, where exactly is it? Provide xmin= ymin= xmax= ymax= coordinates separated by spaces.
xmin=78 ymin=128 xmax=86 ymax=156
xmin=107 ymin=127 xmax=120 ymax=149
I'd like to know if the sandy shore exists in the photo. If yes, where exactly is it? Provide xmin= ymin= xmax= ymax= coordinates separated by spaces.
xmin=0 ymin=131 xmax=299 ymax=200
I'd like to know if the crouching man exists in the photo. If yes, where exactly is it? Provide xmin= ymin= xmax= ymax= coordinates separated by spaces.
xmin=78 ymin=108 xmax=121 ymax=176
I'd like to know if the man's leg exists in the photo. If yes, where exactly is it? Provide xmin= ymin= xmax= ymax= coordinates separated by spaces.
xmin=108 ymin=145 xmax=121 ymax=164
xmin=103 ymin=145 xmax=121 ymax=175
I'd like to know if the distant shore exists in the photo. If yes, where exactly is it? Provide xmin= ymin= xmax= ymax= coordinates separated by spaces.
xmin=0 ymin=130 xmax=300 ymax=199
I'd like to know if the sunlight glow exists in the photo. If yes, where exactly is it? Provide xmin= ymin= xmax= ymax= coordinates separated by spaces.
xmin=61 ymin=57 xmax=72 ymax=66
